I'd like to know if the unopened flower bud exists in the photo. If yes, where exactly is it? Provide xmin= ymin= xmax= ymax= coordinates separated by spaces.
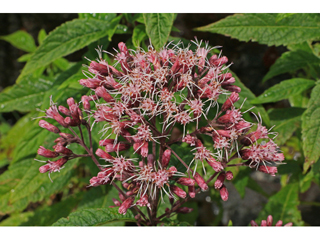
xmin=37 ymin=146 xmax=59 ymax=158
xmin=206 ymin=158 xmax=224 ymax=172
xmin=162 ymin=149 xmax=171 ymax=168
xmin=170 ymin=185 xmax=187 ymax=198
xmin=118 ymin=197 xmax=135 ymax=215
xmin=59 ymin=132 xmax=74 ymax=140
xmin=95 ymin=86 xmax=114 ymax=103
xmin=64 ymin=117 xmax=79 ymax=127
xmin=222 ymin=85 xmax=241 ymax=93
xmin=54 ymin=145 xmax=73 ymax=155
xmin=221 ymin=92 xmax=240 ymax=111
xmin=95 ymin=148 xmax=114 ymax=160
xmin=39 ymin=157 xmax=68 ymax=174
xmin=81 ymin=95 xmax=91 ymax=111
xmin=219 ymin=185 xmax=229 ymax=201
xmin=188 ymin=186 xmax=196 ymax=198
xmin=39 ymin=120 xmax=60 ymax=134
xmin=176 ymin=207 xmax=193 ymax=214
xmin=193 ymin=172 xmax=208 ymax=191
xmin=105 ymin=142 xmax=130 ymax=152
xmin=211 ymin=56 xmax=228 ymax=67
xmin=258 ymin=165 xmax=277 ymax=176
xmin=214 ymin=172 xmax=226 ymax=189
xmin=226 ymin=171 xmax=233 ymax=180
xmin=177 ymin=177 xmax=195 ymax=187
xmin=89 ymin=61 xmax=110 ymax=76
xmin=58 ymin=105 xmax=71 ymax=116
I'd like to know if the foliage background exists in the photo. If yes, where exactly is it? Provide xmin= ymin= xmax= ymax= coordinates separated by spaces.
xmin=0 ymin=13 xmax=320 ymax=226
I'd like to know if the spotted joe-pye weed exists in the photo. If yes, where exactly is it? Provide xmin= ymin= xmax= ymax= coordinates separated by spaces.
xmin=35 ymin=39 xmax=285 ymax=226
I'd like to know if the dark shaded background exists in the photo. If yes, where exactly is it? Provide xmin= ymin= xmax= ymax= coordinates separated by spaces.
xmin=0 ymin=13 xmax=319 ymax=226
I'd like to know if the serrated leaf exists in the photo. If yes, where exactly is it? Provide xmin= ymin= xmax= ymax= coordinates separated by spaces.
xmin=0 ymin=75 xmax=55 ymax=113
xmin=52 ymin=208 xmax=135 ymax=226
xmin=143 ymin=13 xmax=175 ymax=51
xmin=269 ymin=107 xmax=305 ymax=145
xmin=21 ymin=192 xmax=84 ymax=226
xmin=0 ymin=30 xmax=37 ymax=52
xmin=263 ymin=50 xmax=320 ymax=82
xmin=132 ymin=24 xmax=147 ymax=48
xmin=0 ymin=158 xmax=77 ymax=214
xmin=17 ymin=17 xmax=121 ymax=82
xmin=257 ymin=183 xmax=303 ymax=226
xmin=0 ymin=212 xmax=34 ymax=226
xmin=251 ymin=78 xmax=315 ymax=104
xmin=195 ymin=13 xmax=320 ymax=47
xmin=302 ymin=82 xmax=320 ymax=171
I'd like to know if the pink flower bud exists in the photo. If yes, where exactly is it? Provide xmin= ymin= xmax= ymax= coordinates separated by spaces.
xmin=39 ymin=120 xmax=60 ymax=134
xmin=222 ymin=85 xmax=241 ymax=93
xmin=206 ymin=158 xmax=224 ymax=172
xmin=182 ymin=135 xmax=197 ymax=146
xmin=58 ymin=105 xmax=71 ymax=116
xmin=209 ymin=54 xmax=218 ymax=65
xmin=118 ymin=192 xmax=126 ymax=202
xmin=250 ymin=220 xmax=258 ymax=226
xmin=170 ymin=185 xmax=187 ymax=198
xmin=64 ymin=117 xmax=79 ymax=127
xmin=284 ymin=222 xmax=293 ymax=227
xmin=211 ymin=56 xmax=228 ymax=67
xmin=258 ymin=165 xmax=277 ymax=176
xmin=89 ymin=176 xmax=102 ymax=187
xmin=221 ymin=92 xmax=240 ymax=111
xmin=177 ymin=177 xmax=196 ymax=187
xmin=112 ymin=198 xmax=121 ymax=206
xmin=89 ymin=61 xmax=110 ymax=76
xmin=99 ymin=139 xmax=115 ymax=146
xmin=162 ymin=149 xmax=171 ymax=168
xmin=105 ymin=142 xmax=130 ymax=152
xmin=176 ymin=207 xmax=193 ymax=214
xmin=140 ymin=142 xmax=149 ymax=157
xmin=188 ymin=186 xmax=196 ymax=198
xmin=193 ymin=172 xmax=208 ymax=191
xmin=136 ymin=195 xmax=150 ymax=207
xmin=226 ymin=171 xmax=233 ymax=180
xmin=59 ymin=132 xmax=74 ymax=140
xmin=267 ymin=215 xmax=273 ymax=226
xmin=261 ymin=220 xmax=267 ymax=226
xmin=54 ymin=145 xmax=73 ymax=155
xmin=69 ymin=105 xmax=81 ymax=125
xmin=81 ymin=95 xmax=91 ymax=111
xmin=79 ymin=78 xmax=102 ymax=89
xmin=219 ymin=185 xmax=228 ymax=201
xmin=46 ymin=106 xmax=68 ymax=128
xmin=95 ymin=86 xmax=115 ymax=103
xmin=220 ymin=77 xmax=235 ymax=86
xmin=118 ymin=197 xmax=135 ymax=215
xmin=218 ymin=72 xmax=232 ymax=82
xmin=37 ymin=146 xmax=59 ymax=158
xmin=39 ymin=157 xmax=68 ymax=174
xmin=214 ymin=172 xmax=226 ymax=189
xmin=95 ymin=148 xmax=114 ymax=160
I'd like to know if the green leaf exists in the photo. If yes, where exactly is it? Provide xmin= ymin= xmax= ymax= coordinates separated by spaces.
xmin=0 ymin=75 xmax=55 ymax=113
xmin=143 ymin=13 xmax=175 ymax=51
xmin=195 ymin=13 xmax=320 ymax=47
xmin=78 ymin=13 xmax=117 ymax=21
xmin=0 ymin=30 xmax=37 ymax=52
xmin=0 ymin=158 xmax=77 ymax=215
xmin=257 ymin=183 xmax=303 ymax=226
xmin=269 ymin=107 xmax=305 ymax=145
xmin=17 ymin=53 xmax=33 ymax=62
xmin=0 ymin=212 xmax=34 ymax=226
xmin=301 ymin=81 xmax=320 ymax=171
xmin=53 ymin=57 xmax=71 ymax=71
xmin=233 ymin=168 xmax=250 ymax=198
xmin=251 ymin=78 xmax=315 ymax=104
xmin=263 ymin=50 xmax=320 ymax=82
xmin=37 ymin=29 xmax=47 ymax=45
xmin=132 ymin=24 xmax=147 ymax=48
xmin=21 ymin=192 xmax=84 ymax=226
xmin=52 ymin=208 xmax=136 ymax=226
xmin=17 ymin=17 xmax=121 ymax=82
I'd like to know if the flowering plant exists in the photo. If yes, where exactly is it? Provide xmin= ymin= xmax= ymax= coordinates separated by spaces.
xmin=36 ymin=40 xmax=284 ymax=225
xmin=1 ymin=13 xmax=319 ymax=226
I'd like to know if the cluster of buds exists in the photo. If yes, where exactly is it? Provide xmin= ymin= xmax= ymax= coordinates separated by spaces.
xmin=36 ymin=39 xmax=285 ymax=225
xmin=250 ymin=215 xmax=293 ymax=227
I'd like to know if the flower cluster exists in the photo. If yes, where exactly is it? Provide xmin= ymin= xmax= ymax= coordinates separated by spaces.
xmin=36 ymin=39 xmax=285 ymax=225
xmin=251 ymin=215 xmax=293 ymax=227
